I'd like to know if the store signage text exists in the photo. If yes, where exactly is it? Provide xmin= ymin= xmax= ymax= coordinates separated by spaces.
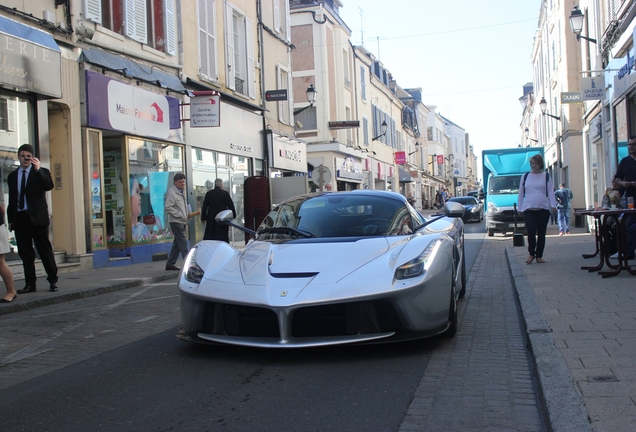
xmin=618 ymin=52 xmax=635 ymax=79
xmin=279 ymin=148 xmax=302 ymax=162
xmin=0 ymin=25 xmax=61 ymax=97
xmin=230 ymin=142 xmax=253 ymax=152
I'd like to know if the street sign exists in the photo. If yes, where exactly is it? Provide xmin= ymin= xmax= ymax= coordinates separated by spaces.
xmin=313 ymin=165 xmax=331 ymax=185
xmin=190 ymin=95 xmax=220 ymax=127
xmin=265 ymin=89 xmax=288 ymax=101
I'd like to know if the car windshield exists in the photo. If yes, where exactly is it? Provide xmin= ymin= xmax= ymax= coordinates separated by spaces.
xmin=488 ymin=176 xmax=520 ymax=195
xmin=449 ymin=197 xmax=477 ymax=205
xmin=257 ymin=194 xmax=423 ymax=241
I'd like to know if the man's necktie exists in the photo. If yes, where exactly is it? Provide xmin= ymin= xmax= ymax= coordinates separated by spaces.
xmin=19 ymin=169 xmax=26 ymax=210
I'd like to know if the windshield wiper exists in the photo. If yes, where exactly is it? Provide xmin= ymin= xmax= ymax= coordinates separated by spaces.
xmin=257 ymin=227 xmax=314 ymax=238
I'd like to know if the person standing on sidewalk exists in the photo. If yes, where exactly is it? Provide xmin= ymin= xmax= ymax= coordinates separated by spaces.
xmin=7 ymin=144 xmax=59 ymax=293
xmin=517 ymin=154 xmax=557 ymax=264
xmin=164 ymin=173 xmax=190 ymax=271
xmin=554 ymin=183 xmax=573 ymax=236
xmin=0 ymin=203 xmax=17 ymax=303
xmin=201 ymin=178 xmax=236 ymax=242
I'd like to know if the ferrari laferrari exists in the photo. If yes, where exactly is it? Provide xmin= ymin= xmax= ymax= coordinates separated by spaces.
xmin=178 ymin=190 xmax=466 ymax=348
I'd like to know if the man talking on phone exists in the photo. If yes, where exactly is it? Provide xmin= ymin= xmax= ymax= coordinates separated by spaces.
xmin=7 ymin=144 xmax=59 ymax=293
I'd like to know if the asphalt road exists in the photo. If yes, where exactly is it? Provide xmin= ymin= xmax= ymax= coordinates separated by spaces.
xmin=1 ymin=221 xmax=491 ymax=431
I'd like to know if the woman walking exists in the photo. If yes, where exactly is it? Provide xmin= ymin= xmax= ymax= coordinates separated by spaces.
xmin=517 ymin=154 xmax=557 ymax=264
xmin=0 ymin=203 xmax=17 ymax=303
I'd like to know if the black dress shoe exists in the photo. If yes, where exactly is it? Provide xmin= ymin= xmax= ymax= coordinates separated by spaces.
xmin=49 ymin=283 xmax=59 ymax=292
xmin=17 ymin=285 xmax=36 ymax=294
xmin=165 ymin=265 xmax=180 ymax=271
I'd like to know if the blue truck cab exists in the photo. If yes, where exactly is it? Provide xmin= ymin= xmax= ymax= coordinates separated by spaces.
xmin=482 ymin=147 xmax=544 ymax=237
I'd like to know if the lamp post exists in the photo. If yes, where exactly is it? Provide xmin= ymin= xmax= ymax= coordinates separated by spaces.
xmin=569 ymin=6 xmax=597 ymax=44
xmin=408 ymin=143 xmax=420 ymax=156
xmin=372 ymin=120 xmax=388 ymax=141
xmin=524 ymin=127 xmax=539 ymax=145
xmin=294 ymin=84 xmax=317 ymax=115
xmin=540 ymin=97 xmax=561 ymax=121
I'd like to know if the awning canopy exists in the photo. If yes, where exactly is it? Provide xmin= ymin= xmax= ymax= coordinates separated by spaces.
xmin=0 ymin=15 xmax=60 ymax=51
xmin=79 ymin=47 xmax=186 ymax=92
xmin=398 ymin=166 xmax=413 ymax=182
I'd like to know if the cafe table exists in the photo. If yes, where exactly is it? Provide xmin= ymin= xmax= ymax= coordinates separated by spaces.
xmin=575 ymin=208 xmax=636 ymax=278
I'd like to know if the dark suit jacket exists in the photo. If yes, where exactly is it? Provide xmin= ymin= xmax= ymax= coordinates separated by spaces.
xmin=201 ymin=187 xmax=237 ymax=241
xmin=7 ymin=166 xmax=55 ymax=227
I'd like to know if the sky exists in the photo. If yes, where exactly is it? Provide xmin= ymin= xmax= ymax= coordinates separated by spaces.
xmin=337 ymin=0 xmax=542 ymax=175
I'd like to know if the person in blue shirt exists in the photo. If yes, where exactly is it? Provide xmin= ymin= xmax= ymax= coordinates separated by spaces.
xmin=554 ymin=183 xmax=573 ymax=236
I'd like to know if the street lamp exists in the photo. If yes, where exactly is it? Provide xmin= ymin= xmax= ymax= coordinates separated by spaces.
xmin=408 ymin=143 xmax=420 ymax=156
xmin=294 ymin=84 xmax=317 ymax=115
xmin=372 ymin=120 xmax=388 ymax=141
xmin=540 ymin=97 xmax=561 ymax=121
xmin=524 ymin=127 xmax=539 ymax=143
xmin=569 ymin=6 xmax=597 ymax=44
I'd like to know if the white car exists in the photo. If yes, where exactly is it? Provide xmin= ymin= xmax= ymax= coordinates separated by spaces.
xmin=178 ymin=190 xmax=466 ymax=348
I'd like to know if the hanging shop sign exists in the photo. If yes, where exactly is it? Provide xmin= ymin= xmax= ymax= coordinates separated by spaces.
xmin=561 ymin=92 xmax=582 ymax=103
xmin=580 ymin=76 xmax=605 ymax=101
xmin=191 ymin=94 xmax=221 ymax=127
xmin=328 ymin=120 xmax=360 ymax=129
xmin=394 ymin=151 xmax=406 ymax=165
xmin=265 ymin=89 xmax=288 ymax=101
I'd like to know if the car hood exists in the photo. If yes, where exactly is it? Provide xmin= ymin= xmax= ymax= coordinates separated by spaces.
xmin=203 ymin=237 xmax=402 ymax=286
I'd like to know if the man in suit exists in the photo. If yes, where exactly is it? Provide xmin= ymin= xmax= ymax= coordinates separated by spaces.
xmin=201 ymin=178 xmax=236 ymax=242
xmin=7 ymin=144 xmax=58 ymax=293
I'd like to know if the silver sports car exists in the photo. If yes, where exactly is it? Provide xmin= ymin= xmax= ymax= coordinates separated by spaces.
xmin=178 ymin=190 xmax=466 ymax=348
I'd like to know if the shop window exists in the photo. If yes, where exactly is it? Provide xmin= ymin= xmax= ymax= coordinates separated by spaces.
xmin=225 ymin=1 xmax=255 ymax=98
xmin=104 ymin=137 xmax=183 ymax=246
xmin=0 ymin=98 xmax=16 ymax=131
xmin=84 ymin=0 xmax=176 ymax=55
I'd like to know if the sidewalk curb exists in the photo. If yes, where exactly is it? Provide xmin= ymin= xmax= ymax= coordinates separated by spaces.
xmin=505 ymin=246 xmax=592 ymax=432
xmin=0 ymin=273 xmax=178 ymax=317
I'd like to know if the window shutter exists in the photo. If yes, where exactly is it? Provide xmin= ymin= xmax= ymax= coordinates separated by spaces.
xmin=362 ymin=117 xmax=369 ymax=145
xmin=7 ymin=99 xmax=16 ymax=132
xmin=198 ymin=0 xmax=217 ymax=80
xmin=245 ymin=16 xmax=255 ymax=99
xmin=164 ymin=0 xmax=176 ymax=55
xmin=277 ymin=65 xmax=283 ymax=122
xmin=84 ymin=0 xmax=102 ymax=24
xmin=284 ymin=0 xmax=290 ymax=42
xmin=273 ymin=0 xmax=280 ymax=33
xmin=287 ymin=66 xmax=293 ymax=122
xmin=225 ymin=3 xmax=236 ymax=90
xmin=125 ymin=0 xmax=147 ymax=44
xmin=360 ymin=66 xmax=366 ymax=101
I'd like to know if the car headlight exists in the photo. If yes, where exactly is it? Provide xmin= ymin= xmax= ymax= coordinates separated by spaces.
xmin=471 ymin=206 xmax=479 ymax=213
xmin=488 ymin=202 xmax=499 ymax=213
xmin=395 ymin=239 xmax=442 ymax=280
xmin=184 ymin=246 xmax=204 ymax=284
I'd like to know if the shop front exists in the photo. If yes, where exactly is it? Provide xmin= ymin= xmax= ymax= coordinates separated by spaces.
xmin=0 ymin=15 xmax=62 ymax=260
xmin=336 ymin=156 xmax=365 ymax=191
xmin=83 ymin=70 xmax=185 ymax=267
xmin=185 ymin=100 xmax=266 ymax=248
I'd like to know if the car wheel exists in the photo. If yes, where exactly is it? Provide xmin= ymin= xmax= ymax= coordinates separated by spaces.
xmin=442 ymin=287 xmax=458 ymax=338
xmin=459 ymin=247 xmax=467 ymax=298
xmin=487 ymin=228 xmax=494 ymax=237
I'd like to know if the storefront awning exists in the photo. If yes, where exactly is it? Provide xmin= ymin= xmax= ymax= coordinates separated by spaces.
xmin=80 ymin=47 xmax=186 ymax=92
xmin=0 ymin=15 xmax=61 ymax=98
xmin=398 ymin=166 xmax=413 ymax=183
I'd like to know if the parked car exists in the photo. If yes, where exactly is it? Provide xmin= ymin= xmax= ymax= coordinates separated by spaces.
xmin=448 ymin=196 xmax=483 ymax=223
xmin=178 ymin=190 xmax=466 ymax=348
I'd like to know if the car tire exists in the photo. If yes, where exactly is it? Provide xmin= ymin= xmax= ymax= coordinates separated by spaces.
xmin=459 ymin=247 xmax=467 ymax=298
xmin=442 ymin=287 xmax=458 ymax=338
xmin=487 ymin=228 xmax=494 ymax=237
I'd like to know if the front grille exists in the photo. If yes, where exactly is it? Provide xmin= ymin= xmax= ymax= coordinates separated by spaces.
xmin=200 ymin=300 xmax=402 ymax=339
xmin=202 ymin=303 xmax=280 ymax=337
xmin=292 ymin=300 xmax=402 ymax=337
xmin=497 ymin=210 xmax=524 ymax=223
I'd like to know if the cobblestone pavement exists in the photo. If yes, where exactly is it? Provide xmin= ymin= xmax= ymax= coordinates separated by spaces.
xmin=400 ymin=237 xmax=546 ymax=432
